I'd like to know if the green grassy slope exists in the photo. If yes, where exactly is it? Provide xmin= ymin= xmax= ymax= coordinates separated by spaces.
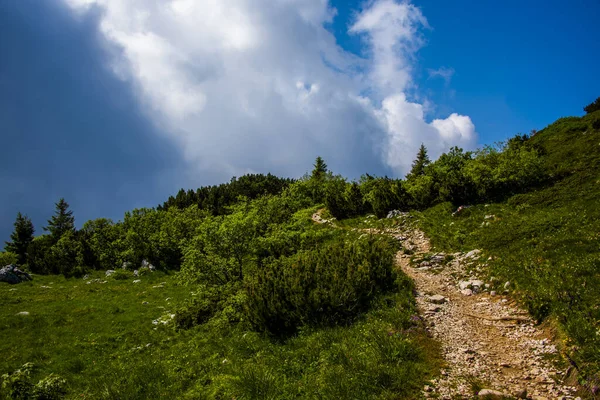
xmin=1 ymin=246 xmax=438 ymax=399
xmin=417 ymin=111 xmax=600 ymax=384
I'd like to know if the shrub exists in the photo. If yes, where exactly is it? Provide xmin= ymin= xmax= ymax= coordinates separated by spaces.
xmin=245 ymin=235 xmax=398 ymax=335
xmin=1 ymin=363 xmax=34 ymax=399
xmin=110 ymin=269 xmax=131 ymax=280
xmin=174 ymin=286 xmax=226 ymax=329
xmin=0 ymin=252 xmax=18 ymax=267
xmin=25 ymin=236 xmax=53 ymax=274
xmin=0 ymin=363 xmax=66 ymax=400
xmin=33 ymin=374 xmax=67 ymax=400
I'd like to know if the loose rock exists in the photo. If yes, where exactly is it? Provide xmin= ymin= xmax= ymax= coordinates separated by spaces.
xmin=478 ymin=389 xmax=506 ymax=398
xmin=427 ymin=295 xmax=446 ymax=304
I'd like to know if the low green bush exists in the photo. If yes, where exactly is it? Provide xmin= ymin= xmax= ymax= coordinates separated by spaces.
xmin=0 ymin=252 xmax=18 ymax=267
xmin=110 ymin=269 xmax=131 ymax=280
xmin=245 ymin=235 xmax=398 ymax=335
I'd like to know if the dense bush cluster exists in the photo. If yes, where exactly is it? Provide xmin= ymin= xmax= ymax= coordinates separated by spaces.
xmin=323 ymin=134 xmax=547 ymax=220
xmin=246 ymin=236 xmax=398 ymax=335
xmin=158 ymin=173 xmax=294 ymax=214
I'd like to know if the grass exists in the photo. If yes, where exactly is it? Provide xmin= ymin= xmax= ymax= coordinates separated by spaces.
xmin=415 ymin=112 xmax=600 ymax=386
xmin=0 ymin=258 xmax=440 ymax=399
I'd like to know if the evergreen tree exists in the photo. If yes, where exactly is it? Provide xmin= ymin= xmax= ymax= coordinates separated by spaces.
xmin=311 ymin=156 xmax=328 ymax=180
xmin=4 ymin=212 xmax=35 ymax=265
xmin=407 ymin=144 xmax=430 ymax=179
xmin=44 ymin=198 xmax=75 ymax=242
xmin=583 ymin=97 xmax=600 ymax=114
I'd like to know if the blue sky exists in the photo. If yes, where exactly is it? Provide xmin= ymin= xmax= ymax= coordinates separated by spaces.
xmin=1 ymin=0 xmax=599 ymax=244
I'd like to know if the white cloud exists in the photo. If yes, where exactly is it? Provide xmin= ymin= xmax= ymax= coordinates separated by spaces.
xmin=62 ymin=0 xmax=476 ymax=182
xmin=428 ymin=66 xmax=455 ymax=85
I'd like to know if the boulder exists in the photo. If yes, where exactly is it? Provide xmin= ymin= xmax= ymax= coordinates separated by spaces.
xmin=0 ymin=265 xmax=32 ymax=284
xmin=105 ymin=270 xmax=116 ymax=277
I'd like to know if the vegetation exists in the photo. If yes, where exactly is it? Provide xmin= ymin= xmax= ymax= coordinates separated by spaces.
xmin=157 ymin=173 xmax=294 ymax=214
xmin=44 ymin=199 xmax=75 ymax=244
xmin=417 ymin=109 xmax=600 ymax=384
xmin=2 ymin=100 xmax=599 ymax=397
xmin=584 ymin=96 xmax=600 ymax=114
xmin=4 ymin=213 xmax=35 ymax=266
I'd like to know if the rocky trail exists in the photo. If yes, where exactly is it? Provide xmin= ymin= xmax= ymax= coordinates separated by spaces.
xmin=312 ymin=210 xmax=580 ymax=399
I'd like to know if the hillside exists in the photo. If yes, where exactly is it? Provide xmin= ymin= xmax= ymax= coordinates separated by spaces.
xmin=417 ymin=110 xmax=600 ymax=396
xmin=1 ymin=109 xmax=599 ymax=399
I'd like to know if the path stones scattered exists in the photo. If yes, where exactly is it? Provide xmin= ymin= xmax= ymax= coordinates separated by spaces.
xmin=396 ymin=228 xmax=575 ymax=399
xmin=427 ymin=295 xmax=447 ymax=304
xmin=478 ymin=388 xmax=506 ymax=398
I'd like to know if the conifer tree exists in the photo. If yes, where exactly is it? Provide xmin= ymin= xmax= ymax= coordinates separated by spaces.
xmin=44 ymin=198 xmax=75 ymax=243
xmin=311 ymin=156 xmax=328 ymax=180
xmin=407 ymin=144 xmax=430 ymax=179
xmin=4 ymin=212 xmax=35 ymax=265
xmin=583 ymin=97 xmax=600 ymax=114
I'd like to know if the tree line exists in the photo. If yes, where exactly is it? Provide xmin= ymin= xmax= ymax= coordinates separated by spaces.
xmin=0 ymin=133 xmax=557 ymax=276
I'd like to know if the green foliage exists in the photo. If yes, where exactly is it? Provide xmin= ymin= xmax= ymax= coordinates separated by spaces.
xmin=245 ymin=235 xmax=398 ymax=335
xmin=0 ymin=252 xmax=18 ymax=267
xmin=174 ymin=285 xmax=232 ymax=330
xmin=417 ymin=113 xmax=600 ymax=377
xmin=26 ymin=235 xmax=55 ymax=275
xmin=1 ymin=363 xmax=35 ymax=399
xmin=81 ymin=218 xmax=120 ymax=271
xmin=406 ymin=143 xmax=431 ymax=179
xmin=159 ymin=173 xmax=294 ymax=213
xmin=464 ymin=141 xmax=546 ymax=201
xmin=0 ymin=363 xmax=66 ymax=400
xmin=50 ymin=231 xmax=86 ymax=277
xmin=32 ymin=374 xmax=67 ymax=400
xmin=363 ymin=177 xmax=409 ymax=218
xmin=311 ymin=156 xmax=328 ymax=180
xmin=0 ymin=266 xmax=436 ymax=399
xmin=583 ymin=96 xmax=600 ymax=114
xmin=110 ymin=269 xmax=131 ymax=280
xmin=44 ymin=199 xmax=75 ymax=244
xmin=324 ymin=176 xmax=350 ymax=219
xmin=4 ymin=213 xmax=35 ymax=266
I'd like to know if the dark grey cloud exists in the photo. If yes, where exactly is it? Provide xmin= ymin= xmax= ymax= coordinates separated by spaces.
xmin=0 ymin=1 xmax=184 ymax=243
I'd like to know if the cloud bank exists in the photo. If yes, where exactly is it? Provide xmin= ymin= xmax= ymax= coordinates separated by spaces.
xmin=63 ymin=0 xmax=476 ymax=180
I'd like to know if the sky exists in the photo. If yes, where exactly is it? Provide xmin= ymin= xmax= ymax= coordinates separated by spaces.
xmin=1 ymin=0 xmax=599 ymax=244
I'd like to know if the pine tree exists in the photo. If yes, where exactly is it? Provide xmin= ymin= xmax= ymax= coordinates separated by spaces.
xmin=4 ymin=212 xmax=35 ymax=265
xmin=311 ymin=156 xmax=328 ymax=180
xmin=584 ymin=97 xmax=600 ymax=114
xmin=407 ymin=144 xmax=430 ymax=179
xmin=44 ymin=198 xmax=75 ymax=242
